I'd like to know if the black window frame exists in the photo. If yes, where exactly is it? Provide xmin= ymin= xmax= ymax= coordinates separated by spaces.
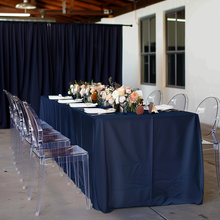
xmin=140 ymin=15 xmax=156 ymax=85
xmin=166 ymin=7 xmax=185 ymax=88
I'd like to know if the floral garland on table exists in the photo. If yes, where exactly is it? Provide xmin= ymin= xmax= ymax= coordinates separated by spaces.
xmin=68 ymin=80 xmax=104 ymax=103
xmin=68 ymin=80 xmax=144 ymax=115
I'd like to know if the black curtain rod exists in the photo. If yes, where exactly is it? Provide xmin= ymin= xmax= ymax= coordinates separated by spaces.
xmin=123 ymin=24 xmax=133 ymax=27
xmin=98 ymin=23 xmax=132 ymax=27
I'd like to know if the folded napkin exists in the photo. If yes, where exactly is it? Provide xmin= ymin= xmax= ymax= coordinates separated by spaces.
xmin=84 ymin=108 xmax=116 ymax=114
xmin=148 ymin=102 xmax=159 ymax=114
xmin=69 ymin=103 xmax=97 ymax=108
xmin=49 ymin=95 xmax=72 ymax=100
xmin=58 ymin=99 xmax=82 ymax=104
xmin=155 ymin=104 xmax=174 ymax=111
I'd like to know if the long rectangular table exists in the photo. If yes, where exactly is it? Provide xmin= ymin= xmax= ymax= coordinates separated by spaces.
xmin=39 ymin=96 xmax=204 ymax=213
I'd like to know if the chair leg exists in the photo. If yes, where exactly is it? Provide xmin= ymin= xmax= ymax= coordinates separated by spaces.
xmin=73 ymin=156 xmax=80 ymax=193
xmin=214 ymin=148 xmax=220 ymax=190
xmin=66 ymin=156 xmax=72 ymax=186
xmin=35 ymin=160 xmax=46 ymax=216
xmin=28 ymin=153 xmax=36 ymax=201
xmin=82 ymin=154 xmax=91 ymax=209
xmin=58 ymin=157 xmax=64 ymax=177
xmin=72 ymin=153 xmax=91 ymax=209
xmin=14 ymin=128 xmax=20 ymax=169
xmin=19 ymin=135 xmax=25 ymax=182
xmin=22 ymin=141 xmax=31 ymax=190
xmin=17 ymin=133 xmax=22 ymax=175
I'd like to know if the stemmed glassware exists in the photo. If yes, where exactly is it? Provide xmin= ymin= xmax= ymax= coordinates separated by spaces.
xmin=98 ymin=91 xmax=109 ymax=107
xmin=119 ymin=95 xmax=128 ymax=115
xmin=83 ymin=93 xmax=92 ymax=103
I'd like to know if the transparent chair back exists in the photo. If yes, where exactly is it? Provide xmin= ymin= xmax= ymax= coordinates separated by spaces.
xmin=196 ymin=96 xmax=220 ymax=190
xmin=167 ymin=93 xmax=189 ymax=111
xmin=196 ymin=97 xmax=220 ymax=137
xmin=23 ymin=102 xmax=90 ymax=216
xmin=146 ymin=90 xmax=163 ymax=105
xmin=3 ymin=90 xmax=19 ymax=127
xmin=3 ymin=91 xmax=24 ymax=175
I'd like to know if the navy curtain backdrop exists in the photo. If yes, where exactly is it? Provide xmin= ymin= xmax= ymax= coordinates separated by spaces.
xmin=0 ymin=21 xmax=122 ymax=128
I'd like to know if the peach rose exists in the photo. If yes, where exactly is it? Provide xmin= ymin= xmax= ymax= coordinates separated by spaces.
xmin=129 ymin=96 xmax=135 ymax=103
xmin=90 ymin=87 xmax=96 ymax=94
xmin=131 ymin=91 xmax=139 ymax=100
xmin=96 ymin=85 xmax=105 ymax=92
xmin=117 ymin=86 xmax=125 ymax=96
xmin=126 ymin=86 xmax=131 ymax=94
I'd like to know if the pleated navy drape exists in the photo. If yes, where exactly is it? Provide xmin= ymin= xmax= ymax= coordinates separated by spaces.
xmin=0 ymin=21 xmax=122 ymax=128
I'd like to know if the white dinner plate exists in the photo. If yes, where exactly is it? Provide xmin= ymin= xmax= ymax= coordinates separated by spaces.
xmin=155 ymin=104 xmax=174 ymax=111
xmin=58 ymin=99 xmax=82 ymax=104
xmin=84 ymin=108 xmax=116 ymax=114
xmin=144 ymin=104 xmax=174 ymax=111
xmin=69 ymin=103 xmax=98 ymax=108
xmin=48 ymin=95 xmax=72 ymax=100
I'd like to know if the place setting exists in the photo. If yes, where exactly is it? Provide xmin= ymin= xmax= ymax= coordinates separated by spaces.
xmin=84 ymin=108 xmax=116 ymax=116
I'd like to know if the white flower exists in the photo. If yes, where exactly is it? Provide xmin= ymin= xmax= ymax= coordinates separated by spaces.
xmin=101 ymin=91 xmax=107 ymax=99
xmin=108 ymin=97 xmax=115 ymax=105
xmin=80 ymin=88 xmax=86 ymax=96
xmin=115 ymin=97 xmax=119 ymax=104
xmin=112 ymin=90 xmax=119 ymax=100
xmin=74 ymin=84 xmax=80 ymax=93
xmin=85 ymin=87 xmax=90 ymax=95
xmin=119 ymin=96 xmax=126 ymax=103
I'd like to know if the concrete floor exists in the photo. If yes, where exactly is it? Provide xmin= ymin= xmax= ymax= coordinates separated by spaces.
xmin=0 ymin=129 xmax=220 ymax=220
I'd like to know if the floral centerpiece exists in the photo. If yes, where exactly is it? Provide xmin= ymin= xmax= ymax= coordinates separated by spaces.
xmin=68 ymin=80 xmax=105 ymax=103
xmin=68 ymin=80 xmax=144 ymax=114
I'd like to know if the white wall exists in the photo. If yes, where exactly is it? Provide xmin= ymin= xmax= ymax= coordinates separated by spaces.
xmin=98 ymin=0 xmax=220 ymax=112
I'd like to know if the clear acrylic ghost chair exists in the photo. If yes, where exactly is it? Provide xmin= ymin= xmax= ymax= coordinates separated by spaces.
xmin=12 ymin=96 xmax=28 ymax=178
xmin=146 ymin=90 xmax=163 ymax=105
xmin=196 ymin=97 xmax=220 ymax=190
xmin=14 ymin=97 xmax=60 ymax=186
xmin=20 ymin=101 xmax=67 ymax=186
xmin=167 ymin=93 xmax=189 ymax=111
xmin=23 ymin=102 xmax=90 ymax=215
xmin=3 ymin=90 xmax=23 ymax=173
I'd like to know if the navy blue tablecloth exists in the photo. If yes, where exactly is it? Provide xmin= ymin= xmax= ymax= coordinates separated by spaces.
xmin=39 ymin=96 xmax=204 ymax=213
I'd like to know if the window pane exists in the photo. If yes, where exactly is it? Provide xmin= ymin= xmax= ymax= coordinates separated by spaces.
xmin=167 ymin=54 xmax=175 ymax=85
xmin=177 ymin=53 xmax=185 ymax=86
xmin=140 ymin=16 xmax=156 ymax=85
xmin=142 ymin=55 xmax=149 ymax=83
xmin=150 ymin=17 xmax=156 ymax=52
xmin=166 ymin=12 xmax=175 ymax=51
xmin=150 ymin=55 xmax=156 ymax=83
xmin=141 ymin=19 xmax=149 ymax=52
xmin=177 ymin=10 xmax=185 ymax=50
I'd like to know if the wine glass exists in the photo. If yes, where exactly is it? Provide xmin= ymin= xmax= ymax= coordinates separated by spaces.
xmin=119 ymin=95 xmax=128 ymax=115
xmin=98 ymin=91 xmax=109 ymax=107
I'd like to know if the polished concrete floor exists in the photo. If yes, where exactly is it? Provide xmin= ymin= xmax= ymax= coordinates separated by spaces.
xmin=1 ymin=128 xmax=220 ymax=220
